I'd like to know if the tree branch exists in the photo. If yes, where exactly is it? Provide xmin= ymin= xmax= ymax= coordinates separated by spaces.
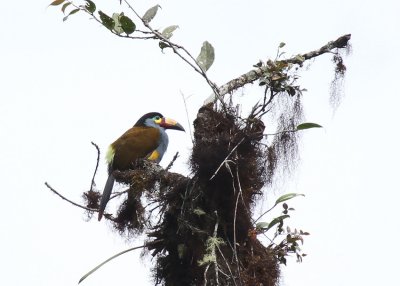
xmin=79 ymin=239 xmax=163 ymax=284
xmin=121 ymin=0 xmax=227 ymax=110
xmin=204 ymin=34 xmax=352 ymax=104
xmin=45 ymin=182 xmax=96 ymax=212
xmin=209 ymin=137 xmax=245 ymax=180
xmin=165 ymin=151 xmax=179 ymax=171
xmin=89 ymin=141 xmax=100 ymax=192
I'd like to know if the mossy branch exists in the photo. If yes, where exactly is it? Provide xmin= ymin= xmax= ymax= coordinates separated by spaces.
xmin=204 ymin=34 xmax=352 ymax=104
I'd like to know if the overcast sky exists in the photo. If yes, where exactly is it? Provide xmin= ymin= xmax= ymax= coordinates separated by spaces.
xmin=1 ymin=0 xmax=399 ymax=285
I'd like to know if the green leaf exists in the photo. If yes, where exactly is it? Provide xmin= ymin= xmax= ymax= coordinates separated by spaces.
xmin=257 ymin=215 xmax=290 ymax=233
xmin=264 ymin=215 xmax=290 ymax=232
xmin=196 ymin=41 xmax=215 ymax=72
xmin=255 ymin=221 xmax=269 ymax=230
xmin=296 ymin=123 xmax=323 ymax=130
xmin=279 ymin=42 xmax=286 ymax=48
xmin=49 ymin=0 xmax=65 ymax=6
xmin=120 ymin=15 xmax=136 ymax=35
xmin=98 ymin=11 xmax=115 ymax=30
xmin=112 ymin=13 xmax=123 ymax=34
xmin=159 ymin=41 xmax=170 ymax=51
xmin=63 ymin=8 xmax=80 ymax=22
xmin=161 ymin=25 xmax=179 ymax=39
xmin=275 ymin=193 xmax=305 ymax=205
xmin=84 ymin=0 xmax=96 ymax=14
xmin=78 ymin=246 xmax=141 ymax=284
xmin=143 ymin=5 xmax=160 ymax=24
xmin=61 ymin=2 xmax=71 ymax=14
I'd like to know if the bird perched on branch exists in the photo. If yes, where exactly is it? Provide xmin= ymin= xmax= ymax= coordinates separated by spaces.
xmin=98 ymin=112 xmax=185 ymax=221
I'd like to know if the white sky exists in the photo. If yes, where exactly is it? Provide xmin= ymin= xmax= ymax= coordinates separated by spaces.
xmin=1 ymin=0 xmax=399 ymax=285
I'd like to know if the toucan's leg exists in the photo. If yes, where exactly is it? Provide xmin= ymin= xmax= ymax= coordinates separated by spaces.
xmin=98 ymin=173 xmax=115 ymax=221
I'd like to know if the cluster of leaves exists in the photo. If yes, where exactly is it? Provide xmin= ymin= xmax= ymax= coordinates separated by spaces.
xmin=98 ymin=11 xmax=136 ymax=35
xmin=253 ymin=193 xmax=309 ymax=265
xmin=256 ymin=43 xmax=306 ymax=98
xmin=50 ymin=0 xmax=136 ymax=35
xmin=50 ymin=0 xmax=216 ymax=76
xmin=274 ymin=224 xmax=309 ymax=265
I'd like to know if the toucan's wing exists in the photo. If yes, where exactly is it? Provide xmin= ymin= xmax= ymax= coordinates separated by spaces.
xmin=98 ymin=127 xmax=160 ymax=221
xmin=110 ymin=126 xmax=161 ymax=171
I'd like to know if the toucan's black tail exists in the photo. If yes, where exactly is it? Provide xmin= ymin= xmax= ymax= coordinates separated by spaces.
xmin=98 ymin=174 xmax=115 ymax=221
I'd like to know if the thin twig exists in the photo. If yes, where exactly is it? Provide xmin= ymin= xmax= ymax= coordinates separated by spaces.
xmin=233 ymin=181 xmax=241 ymax=283
xmin=264 ymin=129 xmax=297 ymax=137
xmin=109 ymin=189 xmax=129 ymax=200
xmin=235 ymin=165 xmax=252 ymax=224
xmin=217 ymin=268 xmax=230 ymax=279
xmin=45 ymin=182 xmax=96 ymax=212
xmin=166 ymin=152 xmax=179 ymax=171
xmin=215 ymin=244 xmax=237 ymax=286
xmin=143 ymin=199 xmax=160 ymax=209
xmin=89 ymin=141 xmax=100 ymax=192
xmin=224 ymin=158 xmax=242 ymax=284
xmin=213 ymin=211 xmax=220 ymax=286
xmin=203 ymin=264 xmax=210 ymax=286
xmin=122 ymin=0 xmax=227 ymax=111
xmin=122 ymin=1 xmax=201 ymax=76
xmin=210 ymin=138 xmax=245 ymax=180
xmin=254 ymin=203 xmax=279 ymax=223
xmin=180 ymin=90 xmax=194 ymax=143
xmin=79 ymin=239 xmax=163 ymax=284
xmin=77 ymin=4 xmax=156 ymax=40
xmin=78 ymin=0 xmax=229 ymax=110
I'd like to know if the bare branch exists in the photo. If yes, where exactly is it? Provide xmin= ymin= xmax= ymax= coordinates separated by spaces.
xmin=45 ymin=182 xmax=95 ymax=212
xmin=89 ymin=141 xmax=100 ymax=192
xmin=45 ymin=182 xmax=116 ymax=221
xmin=109 ymin=189 xmax=128 ymax=201
xmin=210 ymin=138 xmax=245 ymax=180
xmin=213 ymin=211 xmax=220 ymax=286
xmin=215 ymin=244 xmax=237 ymax=286
xmin=79 ymin=239 xmax=163 ymax=284
xmin=180 ymin=90 xmax=194 ymax=143
xmin=165 ymin=151 xmax=179 ymax=171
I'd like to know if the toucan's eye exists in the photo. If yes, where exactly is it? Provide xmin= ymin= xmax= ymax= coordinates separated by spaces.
xmin=154 ymin=115 xmax=161 ymax=120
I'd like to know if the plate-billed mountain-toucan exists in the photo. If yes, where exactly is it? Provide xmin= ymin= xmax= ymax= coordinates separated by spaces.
xmin=98 ymin=112 xmax=185 ymax=221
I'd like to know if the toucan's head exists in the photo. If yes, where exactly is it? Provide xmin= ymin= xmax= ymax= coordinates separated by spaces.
xmin=135 ymin=112 xmax=185 ymax=132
